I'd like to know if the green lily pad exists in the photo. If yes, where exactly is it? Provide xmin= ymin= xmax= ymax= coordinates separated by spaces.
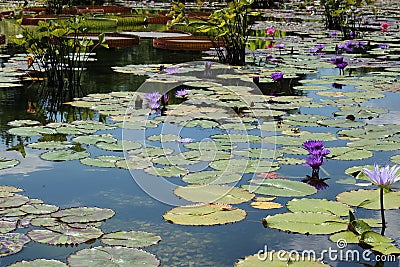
xmin=317 ymin=119 xmax=365 ymax=128
xmin=182 ymin=119 xmax=219 ymax=128
xmin=390 ymin=154 xmax=400 ymax=164
xmin=326 ymin=147 xmax=372 ymax=160
xmin=7 ymin=120 xmax=41 ymax=127
xmin=8 ymin=127 xmax=56 ymax=137
xmin=182 ymin=171 xmax=242 ymax=185
xmin=243 ymin=179 xmax=317 ymax=197
xmin=184 ymin=141 xmax=235 ymax=151
xmin=115 ymin=156 xmax=152 ymax=170
xmin=233 ymin=148 xmax=281 ymax=159
xmin=0 ymin=233 xmax=31 ymax=257
xmin=287 ymin=198 xmax=352 ymax=216
xmin=163 ymin=203 xmax=246 ymax=226
xmin=95 ymin=140 xmax=142 ymax=151
xmin=0 ymin=219 xmax=17 ymax=234
xmin=174 ymin=185 xmax=254 ymax=204
xmin=20 ymin=203 xmax=59 ymax=215
xmin=144 ymin=166 xmax=189 ymax=177
xmin=347 ymin=139 xmax=400 ymax=151
xmin=28 ymin=225 xmax=103 ymax=245
xmin=334 ymin=106 xmax=388 ymax=119
xmin=101 ymin=231 xmax=161 ymax=248
xmin=293 ymin=85 xmax=329 ymax=91
xmin=80 ymin=156 xmax=124 ymax=168
xmin=234 ymin=251 xmax=328 ymax=267
xmin=344 ymin=165 xmax=374 ymax=180
xmin=263 ymin=212 xmax=347 ymax=234
xmin=72 ymin=121 xmax=114 ymax=131
xmin=51 ymin=207 xmax=115 ymax=223
xmin=40 ymin=150 xmax=90 ymax=161
xmin=210 ymin=159 xmax=279 ymax=173
xmin=336 ymin=189 xmax=400 ymax=210
xmin=329 ymin=231 xmax=360 ymax=244
xmin=211 ymin=134 xmax=262 ymax=143
xmin=0 ymin=158 xmax=20 ymax=170
xmin=8 ymin=259 xmax=68 ymax=267
xmin=67 ymin=246 xmax=160 ymax=267
xmin=147 ymin=134 xmax=181 ymax=142
xmin=0 ymin=194 xmax=30 ymax=208
xmin=72 ymin=135 xmax=117 ymax=145
xmin=27 ymin=141 xmax=73 ymax=150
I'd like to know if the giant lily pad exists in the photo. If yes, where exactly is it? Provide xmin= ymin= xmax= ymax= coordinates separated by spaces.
xmin=28 ymin=225 xmax=103 ymax=245
xmin=174 ymin=185 xmax=254 ymax=204
xmin=263 ymin=212 xmax=347 ymax=234
xmin=336 ymin=189 xmax=400 ymax=210
xmin=51 ymin=207 xmax=115 ymax=223
xmin=101 ymin=231 xmax=161 ymax=248
xmin=243 ymin=179 xmax=317 ymax=197
xmin=287 ymin=198 xmax=352 ymax=216
xmin=40 ymin=150 xmax=90 ymax=161
xmin=67 ymin=246 xmax=160 ymax=267
xmin=163 ymin=203 xmax=246 ymax=226
xmin=0 ymin=233 xmax=30 ymax=257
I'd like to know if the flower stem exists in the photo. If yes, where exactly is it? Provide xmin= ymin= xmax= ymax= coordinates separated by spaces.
xmin=380 ymin=187 xmax=386 ymax=235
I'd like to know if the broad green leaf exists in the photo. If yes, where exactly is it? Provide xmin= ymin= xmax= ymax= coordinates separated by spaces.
xmin=51 ymin=207 xmax=115 ymax=223
xmin=40 ymin=150 xmax=90 ymax=161
xmin=234 ymin=251 xmax=328 ymax=266
xmin=243 ymin=179 xmax=317 ymax=197
xmin=336 ymin=189 xmax=400 ymax=210
xmin=182 ymin=171 xmax=242 ymax=185
xmin=8 ymin=259 xmax=68 ymax=267
xmin=287 ymin=198 xmax=352 ymax=216
xmin=101 ymin=231 xmax=161 ymax=248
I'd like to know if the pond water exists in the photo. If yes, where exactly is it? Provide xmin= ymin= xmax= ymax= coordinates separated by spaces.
xmin=1 ymin=19 xmax=400 ymax=267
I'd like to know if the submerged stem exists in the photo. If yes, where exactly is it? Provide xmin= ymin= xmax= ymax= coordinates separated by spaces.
xmin=380 ymin=187 xmax=386 ymax=235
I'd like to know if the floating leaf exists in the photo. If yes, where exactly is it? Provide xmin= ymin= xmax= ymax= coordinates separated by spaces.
xmin=317 ymin=119 xmax=365 ymax=128
xmin=144 ymin=166 xmax=188 ymax=177
xmin=27 ymin=141 xmax=73 ymax=150
xmin=286 ymin=198 xmax=352 ymax=216
xmin=243 ymin=179 xmax=317 ymax=197
xmin=182 ymin=171 xmax=242 ymax=185
xmin=250 ymin=201 xmax=282 ymax=210
xmin=210 ymin=159 xmax=279 ymax=173
xmin=95 ymin=140 xmax=142 ymax=151
xmin=67 ymin=246 xmax=160 ymax=267
xmin=326 ymin=147 xmax=372 ymax=160
xmin=80 ymin=156 xmax=124 ymax=168
xmin=329 ymin=231 xmax=359 ymax=244
xmin=347 ymin=139 xmax=400 ymax=151
xmin=0 ymin=233 xmax=30 ymax=257
xmin=51 ymin=207 xmax=115 ymax=223
xmin=0 ymin=194 xmax=30 ymax=208
xmin=72 ymin=135 xmax=117 ymax=145
xmin=20 ymin=203 xmax=59 ymax=215
xmin=263 ymin=212 xmax=347 ymax=234
xmin=337 ymin=189 xmax=400 ymax=210
xmin=147 ymin=134 xmax=181 ymax=142
xmin=0 ymin=158 xmax=20 ymax=170
xmin=211 ymin=134 xmax=262 ymax=143
xmin=40 ymin=150 xmax=90 ymax=161
xmin=163 ymin=203 xmax=246 ymax=226
xmin=8 ymin=127 xmax=56 ymax=137
xmin=28 ymin=225 xmax=103 ymax=245
xmin=7 ymin=120 xmax=41 ymax=127
xmin=8 ymin=259 xmax=68 ymax=267
xmin=233 ymin=148 xmax=281 ymax=159
xmin=101 ymin=231 xmax=161 ymax=248
xmin=174 ymin=185 xmax=254 ymax=204
xmin=115 ymin=156 xmax=152 ymax=170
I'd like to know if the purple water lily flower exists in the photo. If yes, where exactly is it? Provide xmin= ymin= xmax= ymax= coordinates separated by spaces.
xmin=332 ymin=56 xmax=344 ymax=65
xmin=378 ymin=44 xmax=389 ymax=49
xmin=275 ymin=43 xmax=285 ymax=49
xmin=175 ymin=89 xmax=189 ymax=98
xmin=271 ymin=72 xmax=284 ymax=82
xmin=302 ymin=140 xmax=324 ymax=152
xmin=253 ymin=76 xmax=260 ymax=84
xmin=304 ymin=154 xmax=325 ymax=170
xmin=329 ymin=31 xmax=338 ymax=37
xmin=363 ymin=163 xmax=400 ymax=187
xmin=336 ymin=62 xmax=348 ymax=70
xmin=204 ymin=61 xmax=212 ymax=69
xmin=147 ymin=101 xmax=161 ymax=111
xmin=144 ymin=92 xmax=161 ymax=102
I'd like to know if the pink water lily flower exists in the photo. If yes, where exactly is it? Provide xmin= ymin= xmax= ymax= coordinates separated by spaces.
xmin=266 ymin=28 xmax=276 ymax=36
xmin=381 ymin=22 xmax=390 ymax=31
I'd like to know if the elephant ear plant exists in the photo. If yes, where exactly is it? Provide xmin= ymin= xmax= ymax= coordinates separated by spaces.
xmin=197 ymin=0 xmax=258 ymax=66
xmin=11 ymin=16 xmax=108 ymax=98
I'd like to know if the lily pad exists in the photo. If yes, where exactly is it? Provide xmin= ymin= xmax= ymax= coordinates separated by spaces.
xmin=182 ymin=171 xmax=242 ymax=185
xmin=243 ymin=179 xmax=317 ymax=197
xmin=20 ymin=203 xmax=59 ymax=215
xmin=0 ymin=158 xmax=20 ymax=170
xmin=144 ymin=166 xmax=189 ymax=177
xmin=287 ymin=198 xmax=352 ymax=216
xmin=336 ymin=189 xmax=400 ymax=210
xmin=8 ymin=259 xmax=68 ymax=267
xmin=174 ymin=185 xmax=254 ymax=204
xmin=27 ymin=141 xmax=73 ymax=150
xmin=163 ymin=203 xmax=246 ymax=226
xmin=72 ymin=135 xmax=117 ymax=145
xmin=0 ymin=233 xmax=31 ymax=257
xmin=210 ymin=159 xmax=279 ymax=173
xmin=326 ymin=147 xmax=372 ymax=161
xmin=40 ymin=150 xmax=90 ymax=161
xmin=7 ymin=120 xmax=41 ymax=127
xmin=28 ymin=225 xmax=103 ymax=245
xmin=329 ymin=231 xmax=360 ymax=244
xmin=67 ymin=246 xmax=160 ymax=267
xmin=80 ymin=156 xmax=124 ymax=168
xmin=101 ymin=231 xmax=161 ymax=248
xmin=0 ymin=194 xmax=30 ymax=208
xmin=263 ymin=212 xmax=347 ymax=234
xmin=51 ymin=207 xmax=115 ymax=223
xmin=95 ymin=140 xmax=142 ymax=151
xmin=250 ymin=201 xmax=282 ymax=210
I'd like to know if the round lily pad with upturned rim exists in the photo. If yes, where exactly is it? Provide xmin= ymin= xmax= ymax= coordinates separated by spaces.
xmin=40 ymin=150 xmax=90 ymax=162
xmin=336 ymin=189 xmax=400 ymax=210
xmin=67 ymin=246 xmax=160 ymax=267
xmin=100 ymin=230 xmax=161 ymax=248
xmin=174 ymin=185 xmax=254 ymax=204
xmin=243 ymin=179 xmax=317 ymax=197
xmin=163 ymin=203 xmax=246 ymax=226
xmin=263 ymin=212 xmax=347 ymax=234
xmin=51 ymin=207 xmax=115 ymax=223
